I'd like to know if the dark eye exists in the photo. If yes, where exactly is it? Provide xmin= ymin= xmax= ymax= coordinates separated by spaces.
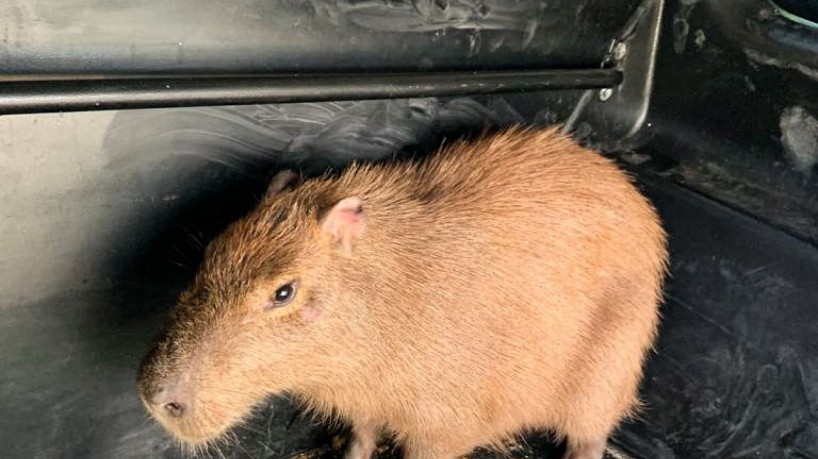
xmin=269 ymin=282 xmax=298 ymax=308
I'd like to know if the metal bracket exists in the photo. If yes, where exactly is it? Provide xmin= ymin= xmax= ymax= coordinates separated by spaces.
xmin=564 ymin=0 xmax=665 ymax=147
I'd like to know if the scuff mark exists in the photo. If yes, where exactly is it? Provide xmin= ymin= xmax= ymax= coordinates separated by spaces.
xmin=487 ymin=35 xmax=505 ymax=52
xmin=779 ymin=106 xmax=818 ymax=175
xmin=104 ymin=97 xmax=527 ymax=177
xmin=521 ymin=18 xmax=538 ymax=49
xmin=468 ymin=29 xmax=482 ymax=57
xmin=745 ymin=48 xmax=818 ymax=81
xmin=672 ymin=14 xmax=690 ymax=54
xmin=308 ymin=0 xmax=536 ymax=33
xmin=693 ymin=29 xmax=706 ymax=50
xmin=672 ymin=0 xmax=701 ymax=54
xmin=742 ymin=75 xmax=757 ymax=92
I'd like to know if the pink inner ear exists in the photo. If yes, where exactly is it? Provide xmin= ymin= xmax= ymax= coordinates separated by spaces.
xmin=321 ymin=197 xmax=366 ymax=243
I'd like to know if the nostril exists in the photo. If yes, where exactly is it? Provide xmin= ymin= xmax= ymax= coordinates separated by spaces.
xmin=143 ymin=385 xmax=167 ymax=406
xmin=163 ymin=401 xmax=185 ymax=418
xmin=143 ymin=384 xmax=188 ymax=418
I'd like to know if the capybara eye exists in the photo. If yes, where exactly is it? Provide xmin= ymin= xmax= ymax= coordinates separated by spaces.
xmin=268 ymin=282 xmax=298 ymax=309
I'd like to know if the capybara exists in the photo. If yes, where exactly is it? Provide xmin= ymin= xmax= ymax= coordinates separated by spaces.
xmin=138 ymin=126 xmax=668 ymax=459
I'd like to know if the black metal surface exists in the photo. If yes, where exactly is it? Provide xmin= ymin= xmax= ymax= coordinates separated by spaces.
xmin=606 ymin=1 xmax=818 ymax=456
xmin=2 ymin=0 xmax=818 ymax=458
xmin=633 ymin=0 xmax=818 ymax=244
xmin=0 ymin=0 xmax=640 ymax=74
xmin=567 ymin=0 xmax=664 ymax=146
xmin=0 ymin=70 xmax=622 ymax=115
xmin=616 ymin=174 xmax=818 ymax=459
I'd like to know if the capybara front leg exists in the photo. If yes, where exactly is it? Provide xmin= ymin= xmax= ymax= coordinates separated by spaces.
xmin=344 ymin=423 xmax=378 ymax=459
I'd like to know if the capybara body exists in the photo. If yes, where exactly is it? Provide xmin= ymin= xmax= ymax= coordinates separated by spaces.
xmin=138 ymin=127 xmax=667 ymax=459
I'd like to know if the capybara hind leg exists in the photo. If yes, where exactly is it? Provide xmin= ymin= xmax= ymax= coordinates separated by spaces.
xmin=344 ymin=423 xmax=378 ymax=459
xmin=563 ymin=437 xmax=607 ymax=459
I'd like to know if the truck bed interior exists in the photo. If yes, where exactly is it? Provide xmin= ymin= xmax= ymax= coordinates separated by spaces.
xmin=1 ymin=0 xmax=816 ymax=458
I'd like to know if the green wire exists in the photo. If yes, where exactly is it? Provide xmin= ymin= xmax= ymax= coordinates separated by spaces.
xmin=769 ymin=0 xmax=818 ymax=29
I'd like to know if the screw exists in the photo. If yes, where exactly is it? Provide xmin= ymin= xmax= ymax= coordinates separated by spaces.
xmin=613 ymin=42 xmax=628 ymax=61
xmin=599 ymin=88 xmax=613 ymax=101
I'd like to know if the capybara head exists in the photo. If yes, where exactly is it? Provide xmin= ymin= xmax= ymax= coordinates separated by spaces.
xmin=138 ymin=170 xmax=368 ymax=445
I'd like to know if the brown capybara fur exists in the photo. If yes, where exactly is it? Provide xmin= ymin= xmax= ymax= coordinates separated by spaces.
xmin=138 ymin=127 xmax=668 ymax=459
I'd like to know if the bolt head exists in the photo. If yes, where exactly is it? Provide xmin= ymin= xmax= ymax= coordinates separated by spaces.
xmin=613 ymin=42 xmax=628 ymax=61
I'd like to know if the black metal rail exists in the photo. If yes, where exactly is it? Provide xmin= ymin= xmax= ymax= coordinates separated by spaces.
xmin=0 ymin=69 xmax=622 ymax=114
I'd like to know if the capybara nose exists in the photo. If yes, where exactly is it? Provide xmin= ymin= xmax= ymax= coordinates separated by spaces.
xmin=162 ymin=400 xmax=185 ymax=418
xmin=145 ymin=385 xmax=187 ymax=418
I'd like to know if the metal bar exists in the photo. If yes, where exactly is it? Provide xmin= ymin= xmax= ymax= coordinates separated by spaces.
xmin=0 ymin=69 xmax=622 ymax=115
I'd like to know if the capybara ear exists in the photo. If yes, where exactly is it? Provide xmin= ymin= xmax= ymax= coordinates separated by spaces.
xmin=264 ymin=170 xmax=299 ymax=199
xmin=320 ymin=197 xmax=366 ymax=254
